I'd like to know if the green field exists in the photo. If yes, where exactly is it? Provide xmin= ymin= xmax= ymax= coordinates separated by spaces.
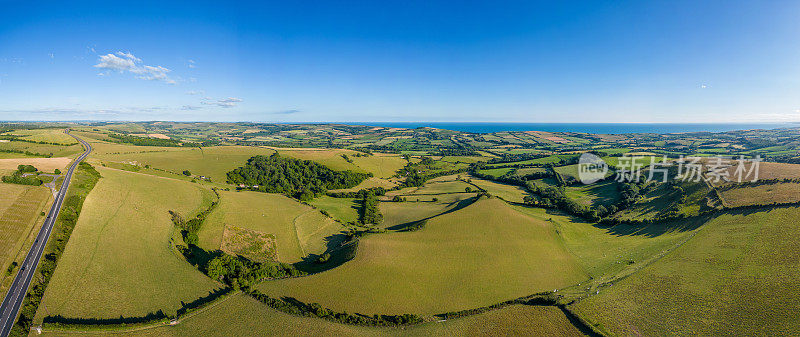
xmin=574 ymin=207 xmax=800 ymax=336
xmin=379 ymin=193 xmax=476 ymax=228
xmin=3 ymin=129 xmax=78 ymax=145
xmin=199 ymin=191 xmax=345 ymax=263
xmin=36 ymin=168 xmax=224 ymax=320
xmin=468 ymin=178 xmax=530 ymax=203
xmin=0 ymin=140 xmax=83 ymax=158
xmin=476 ymin=167 xmax=514 ymax=177
xmin=308 ymin=195 xmax=361 ymax=223
xmin=257 ymin=198 xmax=586 ymax=315
xmin=563 ymin=180 xmax=619 ymax=207
xmin=92 ymin=145 xmax=276 ymax=183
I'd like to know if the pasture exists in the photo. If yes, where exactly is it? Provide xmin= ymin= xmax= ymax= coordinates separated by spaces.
xmin=308 ymin=196 xmax=360 ymax=223
xmin=0 ymin=183 xmax=50 ymax=294
xmin=199 ymin=190 xmax=344 ymax=263
xmin=257 ymin=198 xmax=586 ymax=315
xmin=3 ymin=128 xmax=77 ymax=145
xmin=574 ymin=207 xmax=800 ymax=336
xmin=0 ymin=140 xmax=83 ymax=158
xmin=379 ymin=193 xmax=476 ymax=229
xmin=563 ymin=180 xmax=619 ymax=208
xmin=721 ymin=182 xmax=800 ymax=207
xmin=93 ymin=145 xmax=276 ymax=183
xmin=36 ymin=168 xmax=224 ymax=320
xmin=0 ymin=157 xmax=72 ymax=173
xmin=468 ymin=177 xmax=530 ymax=203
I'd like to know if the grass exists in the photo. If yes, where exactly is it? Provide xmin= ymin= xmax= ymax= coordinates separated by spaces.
xmin=39 ymin=293 xmax=587 ymax=337
xmin=92 ymin=145 xmax=276 ymax=183
xmin=308 ymin=196 xmax=360 ymax=224
xmin=379 ymin=193 xmax=475 ymax=229
xmin=614 ymin=180 xmax=709 ymax=220
xmin=327 ymin=176 xmax=398 ymax=193
xmin=0 ymin=157 xmax=72 ymax=173
xmin=36 ymin=167 xmax=224 ymax=320
xmin=220 ymin=225 xmax=277 ymax=262
xmin=199 ymin=191 xmax=345 ymax=263
xmin=0 ymin=183 xmax=50 ymax=296
xmin=574 ymin=207 xmax=800 ymax=336
xmin=0 ymin=140 xmax=83 ymax=157
xmin=468 ymin=177 xmax=530 ymax=203
xmin=563 ymin=180 xmax=619 ymax=208
xmin=722 ymin=182 xmax=800 ymax=207
xmin=514 ymin=206 xmax=706 ymax=295
xmin=276 ymin=148 xmax=406 ymax=178
xmin=257 ymin=198 xmax=586 ymax=315
xmin=476 ymin=167 xmax=514 ymax=178
xmin=4 ymin=129 xmax=78 ymax=145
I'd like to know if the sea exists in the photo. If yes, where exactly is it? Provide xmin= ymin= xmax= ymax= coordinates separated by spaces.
xmin=354 ymin=122 xmax=799 ymax=134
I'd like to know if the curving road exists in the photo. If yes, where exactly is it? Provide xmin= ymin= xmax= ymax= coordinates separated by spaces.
xmin=0 ymin=130 xmax=91 ymax=337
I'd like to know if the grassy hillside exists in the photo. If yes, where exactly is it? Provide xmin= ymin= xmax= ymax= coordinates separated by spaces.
xmin=574 ymin=207 xmax=800 ymax=336
xmin=37 ymin=168 xmax=224 ymax=320
xmin=199 ymin=191 xmax=345 ymax=263
xmin=257 ymin=198 xmax=586 ymax=315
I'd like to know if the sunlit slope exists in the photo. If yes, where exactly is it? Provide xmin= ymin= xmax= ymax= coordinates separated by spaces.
xmin=257 ymin=197 xmax=586 ymax=315
xmin=37 ymin=167 xmax=223 ymax=320
xmin=574 ymin=207 xmax=800 ymax=336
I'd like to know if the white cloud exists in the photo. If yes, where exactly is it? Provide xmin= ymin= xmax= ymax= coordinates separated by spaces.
xmin=700 ymin=84 xmax=708 ymax=89
xmin=48 ymin=53 xmax=54 ymax=59
xmin=185 ymin=90 xmax=205 ymax=95
xmin=94 ymin=52 xmax=176 ymax=84
xmin=181 ymin=105 xmax=202 ymax=110
xmin=187 ymin=59 xmax=196 ymax=68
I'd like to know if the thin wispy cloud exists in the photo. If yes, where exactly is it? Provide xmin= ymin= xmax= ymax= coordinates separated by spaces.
xmin=181 ymin=105 xmax=202 ymax=110
xmin=187 ymin=59 xmax=196 ymax=68
xmin=201 ymin=97 xmax=242 ymax=108
xmin=273 ymin=109 xmax=300 ymax=115
xmin=94 ymin=52 xmax=176 ymax=84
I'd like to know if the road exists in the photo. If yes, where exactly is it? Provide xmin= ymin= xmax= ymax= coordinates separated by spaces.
xmin=0 ymin=130 xmax=91 ymax=337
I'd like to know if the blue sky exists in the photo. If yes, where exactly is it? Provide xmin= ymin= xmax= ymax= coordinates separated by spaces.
xmin=1 ymin=0 xmax=799 ymax=122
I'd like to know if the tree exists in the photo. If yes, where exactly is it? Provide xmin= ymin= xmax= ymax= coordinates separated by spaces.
xmin=465 ymin=187 xmax=472 ymax=193
xmin=392 ymin=195 xmax=403 ymax=202
xmin=183 ymin=170 xmax=192 ymax=176
xmin=54 ymin=169 xmax=61 ymax=175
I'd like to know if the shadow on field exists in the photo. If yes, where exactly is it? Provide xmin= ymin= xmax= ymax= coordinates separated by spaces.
xmin=43 ymin=310 xmax=169 ymax=326
xmin=594 ymin=215 xmax=711 ymax=238
xmin=385 ymin=196 xmax=478 ymax=231
xmin=295 ymin=233 xmax=359 ymax=274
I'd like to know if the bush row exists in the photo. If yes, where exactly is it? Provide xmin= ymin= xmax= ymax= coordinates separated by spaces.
xmin=247 ymin=290 xmax=424 ymax=326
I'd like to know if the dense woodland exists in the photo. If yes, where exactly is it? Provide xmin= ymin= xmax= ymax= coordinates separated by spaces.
xmin=226 ymin=153 xmax=371 ymax=200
